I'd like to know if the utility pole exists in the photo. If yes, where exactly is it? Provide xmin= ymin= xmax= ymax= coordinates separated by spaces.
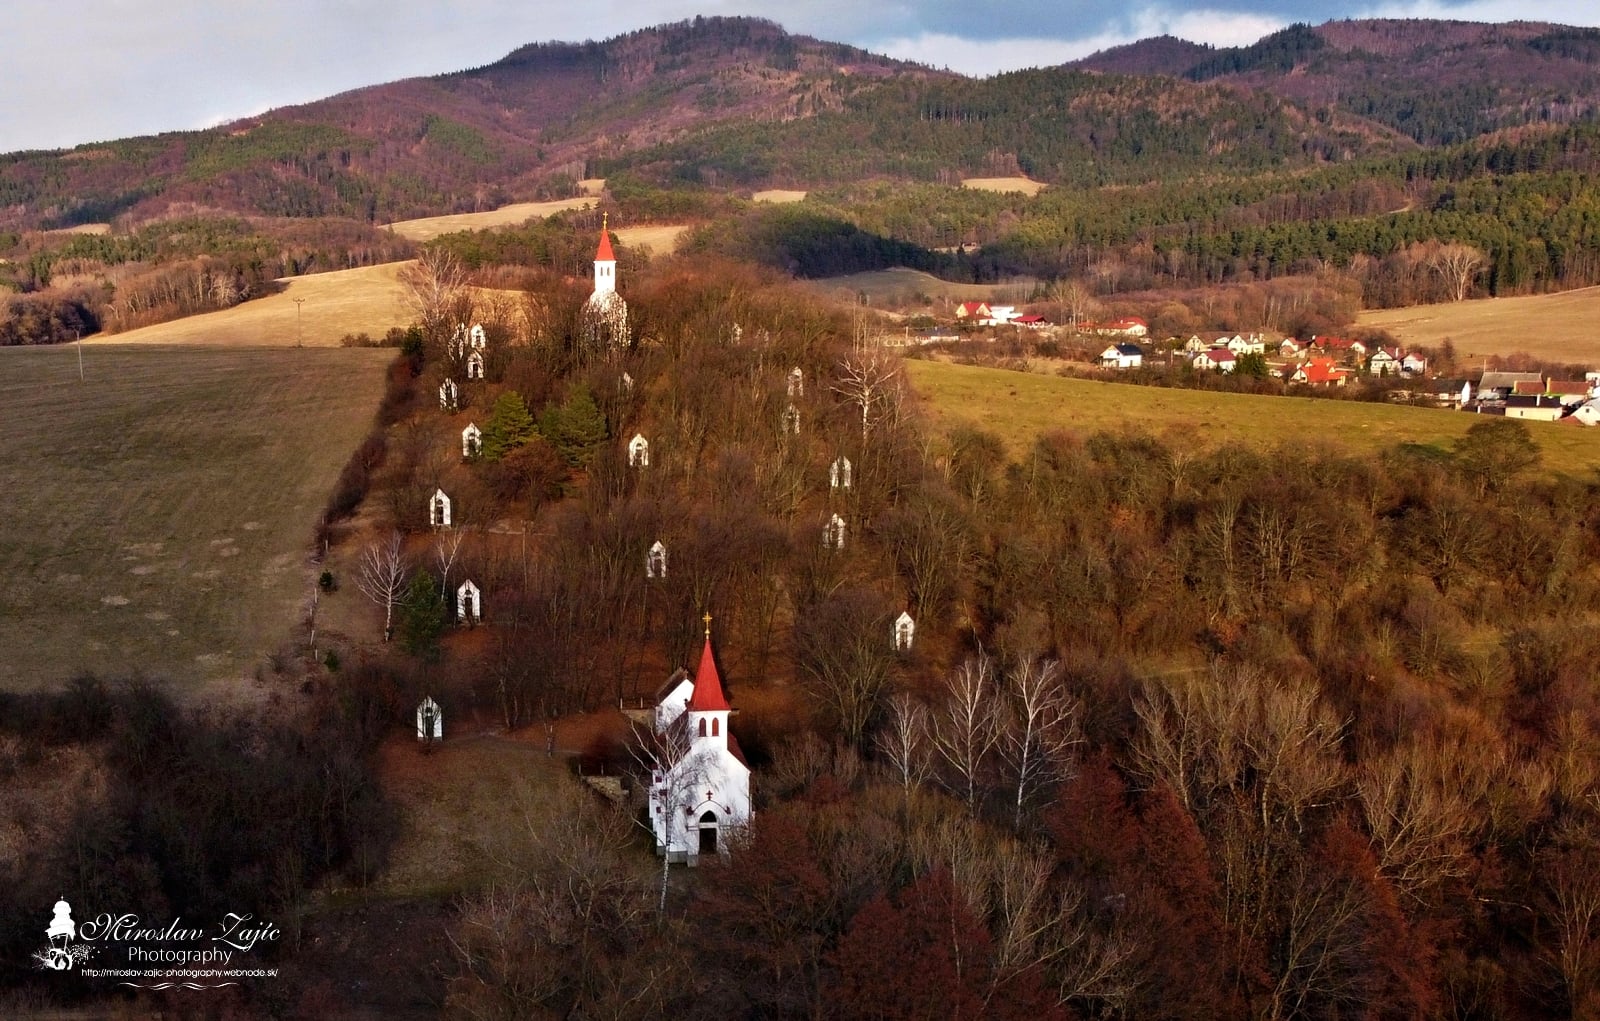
xmin=74 ymin=330 xmax=83 ymax=382
xmin=294 ymin=297 xmax=305 ymax=348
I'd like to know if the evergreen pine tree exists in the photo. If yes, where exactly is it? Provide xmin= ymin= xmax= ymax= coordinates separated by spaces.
xmin=399 ymin=572 xmax=448 ymax=661
xmin=539 ymin=384 xmax=609 ymax=467
xmin=481 ymin=391 xmax=537 ymax=461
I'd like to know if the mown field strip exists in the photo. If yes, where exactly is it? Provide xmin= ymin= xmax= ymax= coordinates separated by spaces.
xmin=0 ymin=344 xmax=391 ymax=696
xmin=906 ymin=358 xmax=1600 ymax=475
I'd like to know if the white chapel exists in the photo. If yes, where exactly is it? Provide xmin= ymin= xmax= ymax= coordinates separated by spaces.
xmin=647 ymin=621 xmax=751 ymax=863
xmin=582 ymin=218 xmax=631 ymax=352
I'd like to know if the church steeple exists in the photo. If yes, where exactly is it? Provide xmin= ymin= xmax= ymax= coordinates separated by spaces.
xmin=593 ymin=214 xmax=616 ymax=296
xmin=687 ymin=614 xmax=729 ymax=712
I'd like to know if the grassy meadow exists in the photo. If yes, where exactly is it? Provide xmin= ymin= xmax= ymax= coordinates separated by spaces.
xmin=385 ymin=197 xmax=596 ymax=241
xmin=1357 ymin=285 xmax=1600 ymax=365
xmin=0 ymin=344 xmax=391 ymax=696
xmin=905 ymin=358 xmax=1600 ymax=475
xmin=102 ymin=262 xmax=417 ymax=347
xmin=960 ymin=176 xmax=1046 ymax=195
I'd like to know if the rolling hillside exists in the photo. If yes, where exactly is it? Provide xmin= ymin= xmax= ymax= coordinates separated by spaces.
xmin=1073 ymin=20 xmax=1600 ymax=145
xmin=0 ymin=17 xmax=937 ymax=231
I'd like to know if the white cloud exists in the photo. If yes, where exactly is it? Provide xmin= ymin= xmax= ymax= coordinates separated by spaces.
xmin=1352 ymin=0 xmax=1600 ymax=22
xmin=877 ymin=8 xmax=1288 ymax=75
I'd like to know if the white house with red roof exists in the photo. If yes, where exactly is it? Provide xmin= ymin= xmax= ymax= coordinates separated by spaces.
xmin=1291 ymin=358 xmax=1350 ymax=387
xmin=648 ymin=624 xmax=751 ymax=862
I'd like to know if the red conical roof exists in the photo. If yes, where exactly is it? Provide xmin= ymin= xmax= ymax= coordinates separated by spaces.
xmin=686 ymin=635 xmax=729 ymax=711
xmin=595 ymin=228 xmax=616 ymax=262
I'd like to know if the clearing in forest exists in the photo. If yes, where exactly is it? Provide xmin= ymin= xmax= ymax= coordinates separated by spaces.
xmin=807 ymin=267 xmax=1040 ymax=308
xmin=613 ymin=223 xmax=690 ymax=254
xmin=906 ymin=358 xmax=1600 ymax=475
xmin=961 ymin=177 xmax=1046 ymax=196
xmin=0 ymin=344 xmax=391 ymax=696
xmin=1357 ymin=286 xmax=1600 ymax=366
xmin=753 ymin=189 xmax=807 ymax=203
xmin=385 ymin=197 xmax=596 ymax=241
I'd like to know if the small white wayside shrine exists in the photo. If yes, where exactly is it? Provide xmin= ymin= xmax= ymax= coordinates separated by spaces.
xmin=430 ymin=489 xmax=452 ymax=528
xmin=647 ymin=540 xmax=668 ymax=579
xmin=465 ymin=350 xmax=485 ymax=380
xmin=782 ymin=404 xmax=801 ymax=435
xmin=457 ymin=579 xmax=482 ymax=625
xmin=628 ymin=434 xmax=650 ymax=468
xmin=648 ymin=619 xmax=751 ymax=863
xmin=462 ymin=423 xmax=482 ymax=458
xmin=450 ymin=323 xmax=488 ymax=358
xmin=824 ymin=513 xmax=847 ymax=550
xmin=788 ymin=367 xmax=804 ymax=398
xmin=416 ymin=696 xmax=443 ymax=744
xmin=894 ymin=611 xmax=915 ymax=651
xmin=439 ymin=379 xmax=459 ymax=411
xmin=830 ymin=456 xmax=853 ymax=490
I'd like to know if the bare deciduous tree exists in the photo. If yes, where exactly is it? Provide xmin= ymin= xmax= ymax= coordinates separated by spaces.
xmin=355 ymin=531 xmax=407 ymax=641
xmin=1000 ymin=657 xmax=1081 ymax=829
xmin=877 ymin=693 xmax=933 ymax=816
xmin=832 ymin=354 xmax=903 ymax=446
xmin=400 ymin=247 xmax=470 ymax=339
xmin=1426 ymin=241 xmax=1487 ymax=302
xmin=629 ymin=715 xmax=713 ymax=914
xmin=434 ymin=525 xmax=469 ymax=600
xmin=1356 ymin=739 xmax=1483 ymax=904
xmin=931 ymin=658 xmax=1003 ymax=811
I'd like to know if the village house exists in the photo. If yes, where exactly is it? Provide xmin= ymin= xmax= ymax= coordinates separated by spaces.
xmin=1100 ymin=342 xmax=1144 ymax=369
xmin=1088 ymin=316 xmax=1148 ymax=337
xmin=1367 ymin=347 xmax=1402 ymax=375
xmin=1182 ymin=334 xmax=1210 ymax=354
xmin=1544 ymin=379 xmax=1593 ymax=406
xmin=1278 ymin=337 xmax=1305 ymax=358
xmin=1401 ymin=352 xmax=1428 ymax=375
xmin=954 ymin=301 xmax=993 ymax=323
xmin=1224 ymin=333 xmax=1266 ymax=356
xmin=1478 ymin=371 xmax=1544 ymax=399
xmin=1308 ymin=336 xmax=1368 ymax=362
xmin=1504 ymin=394 xmax=1566 ymax=422
xmin=1291 ymin=358 xmax=1351 ymax=388
xmin=1194 ymin=347 xmax=1237 ymax=373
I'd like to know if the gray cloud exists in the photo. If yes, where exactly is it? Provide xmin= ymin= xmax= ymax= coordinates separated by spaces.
xmin=5 ymin=0 xmax=1600 ymax=153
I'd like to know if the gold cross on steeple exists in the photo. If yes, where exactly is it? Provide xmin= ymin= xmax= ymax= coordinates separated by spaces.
xmin=703 ymin=611 xmax=713 ymax=638
xmin=602 ymin=211 xmax=608 ymax=231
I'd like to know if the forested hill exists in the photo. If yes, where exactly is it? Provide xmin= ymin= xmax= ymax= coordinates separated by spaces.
xmin=0 ymin=17 xmax=939 ymax=230
xmin=596 ymin=66 xmax=1400 ymax=189
xmin=1071 ymin=20 xmax=1600 ymax=145
xmin=6 ymin=16 xmax=1600 ymax=231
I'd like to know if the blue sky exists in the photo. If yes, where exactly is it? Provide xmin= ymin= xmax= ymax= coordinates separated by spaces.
xmin=5 ymin=0 xmax=1599 ymax=153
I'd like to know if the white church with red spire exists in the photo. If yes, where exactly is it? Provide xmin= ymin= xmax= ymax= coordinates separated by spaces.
xmin=647 ymin=617 xmax=751 ymax=862
xmin=582 ymin=215 xmax=631 ymax=352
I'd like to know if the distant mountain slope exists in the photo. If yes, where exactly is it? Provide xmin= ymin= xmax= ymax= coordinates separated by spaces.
xmin=1068 ymin=20 xmax=1600 ymax=145
xmin=6 ymin=16 xmax=1600 ymax=233
xmin=0 ymin=17 xmax=940 ymax=230
xmin=599 ymin=66 xmax=1401 ymax=190
xmin=1071 ymin=35 xmax=1212 ymax=77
